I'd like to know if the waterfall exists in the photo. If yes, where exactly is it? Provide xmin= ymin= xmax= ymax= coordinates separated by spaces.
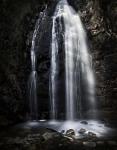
xmin=50 ymin=0 xmax=95 ymax=120
xmin=50 ymin=17 xmax=58 ymax=119
xmin=28 ymin=17 xmax=40 ymax=120
xmin=28 ymin=7 xmax=47 ymax=120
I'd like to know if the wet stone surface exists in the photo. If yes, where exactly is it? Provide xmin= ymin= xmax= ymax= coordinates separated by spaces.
xmin=78 ymin=128 xmax=86 ymax=134
xmin=80 ymin=121 xmax=88 ymax=125
xmin=0 ymin=126 xmax=117 ymax=150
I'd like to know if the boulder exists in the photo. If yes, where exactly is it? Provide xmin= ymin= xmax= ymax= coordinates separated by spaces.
xmin=88 ymin=131 xmax=97 ymax=138
xmin=63 ymin=135 xmax=74 ymax=142
xmin=80 ymin=121 xmax=88 ymax=125
xmin=78 ymin=128 xmax=86 ymax=134
xmin=66 ymin=129 xmax=75 ymax=137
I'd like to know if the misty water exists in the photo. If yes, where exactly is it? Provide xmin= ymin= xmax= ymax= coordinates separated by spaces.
xmin=50 ymin=0 xmax=95 ymax=120
xmin=27 ymin=0 xmax=116 ymax=138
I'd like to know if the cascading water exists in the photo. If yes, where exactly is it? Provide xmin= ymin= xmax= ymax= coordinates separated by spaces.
xmin=28 ymin=19 xmax=39 ymax=120
xmin=23 ymin=0 xmax=114 ymax=138
xmin=22 ymin=0 xmax=115 ymax=138
xmin=50 ymin=7 xmax=63 ymax=120
xmin=50 ymin=0 xmax=95 ymax=120
xmin=50 ymin=18 xmax=58 ymax=120
xmin=28 ymin=7 xmax=47 ymax=120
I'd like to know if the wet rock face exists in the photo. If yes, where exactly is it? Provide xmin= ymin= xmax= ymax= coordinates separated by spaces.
xmin=0 ymin=0 xmax=117 ymax=125
xmin=75 ymin=0 xmax=117 ymax=114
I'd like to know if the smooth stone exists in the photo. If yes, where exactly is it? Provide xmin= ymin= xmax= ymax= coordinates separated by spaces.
xmin=64 ymin=135 xmax=74 ymax=142
xmin=80 ymin=121 xmax=88 ymax=125
xmin=73 ymin=135 xmax=86 ymax=140
xmin=78 ymin=128 xmax=86 ymax=134
xmin=66 ymin=129 xmax=75 ymax=136
xmin=88 ymin=132 xmax=97 ymax=138
xmin=83 ymin=142 xmax=96 ymax=148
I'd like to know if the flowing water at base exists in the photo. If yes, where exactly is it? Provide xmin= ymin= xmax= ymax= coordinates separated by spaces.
xmin=17 ymin=120 xmax=116 ymax=139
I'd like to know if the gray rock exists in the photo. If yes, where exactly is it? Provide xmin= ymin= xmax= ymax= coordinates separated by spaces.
xmin=83 ymin=141 xmax=96 ymax=148
xmin=66 ymin=129 xmax=75 ymax=137
xmin=80 ymin=121 xmax=88 ymax=125
xmin=88 ymin=131 xmax=97 ymax=138
xmin=78 ymin=128 xmax=86 ymax=134
xmin=64 ymin=135 xmax=74 ymax=141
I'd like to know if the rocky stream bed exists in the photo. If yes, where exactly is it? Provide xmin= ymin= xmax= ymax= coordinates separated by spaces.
xmin=0 ymin=120 xmax=117 ymax=150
